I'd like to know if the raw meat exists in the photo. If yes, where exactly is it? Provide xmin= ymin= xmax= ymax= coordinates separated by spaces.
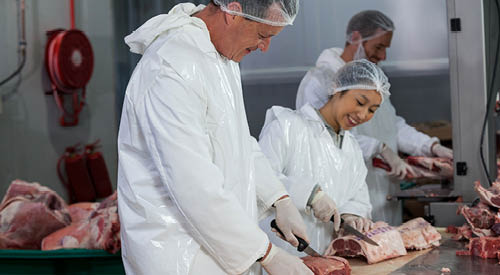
xmin=397 ymin=217 xmax=441 ymax=250
xmin=406 ymin=157 xmax=453 ymax=174
xmin=372 ymin=157 xmax=453 ymax=180
xmin=456 ymin=236 xmax=500 ymax=259
xmin=68 ymin=202 xmax=99 ymax=223
xmin=458 ymin=203 xmax=500 ymax=237
xmin=447 ymin=224 xmax=473 ymax=241
xmin=0 ymin=180 xmax=71 ymax=249
xmin=324 ymin=222 xmax=407 ymax=264
xmin=445 ymin=225 xmax=458 ymax=234
xmin=440 ymin=267 xmax=451 ymax=273
xmin=302 ymin=256 xmax=351 ymax=275
xmin=474 ymin=181 xmax=500 ymax=208
xmin=42 ymin=192 xmax=120 ymax=253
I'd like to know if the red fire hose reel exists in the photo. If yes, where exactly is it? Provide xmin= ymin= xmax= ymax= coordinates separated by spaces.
xmin=45 ymin=0 xmax=93 ymax=126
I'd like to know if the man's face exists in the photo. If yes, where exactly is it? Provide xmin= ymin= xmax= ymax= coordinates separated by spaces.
xmin=363 ymin=31 xmax=393 ymax=64
xmin=223 ymin=17 xmax=284 ymax=62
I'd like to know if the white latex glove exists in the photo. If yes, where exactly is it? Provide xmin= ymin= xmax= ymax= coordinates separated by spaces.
xmin=274 ymin=197 xmax=310 ymax=247
xmin=431 ymin=143 xmax=453 ymax=159
xmin=310 ymin=190 xmax=341 ymax=231
xmin=341 ymin=213 xmax=374 ymax=233
xmin=261 ymin=244 xmax=313 ymax=275
xmin=380 ymin=144 xmax=415 ymax=180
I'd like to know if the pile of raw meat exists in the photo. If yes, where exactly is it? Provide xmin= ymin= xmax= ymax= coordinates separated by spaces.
xmin=302 ymin=256 xmax=351 ymax=275
xmin=373 ymin=156 xmax=453 ymax=180
xmin=0 ymin=180 xmax=120 ymax=253
xmin=323 ymin=218 xmax=441 ymax=265
xmin=448 ymin=181 xmax=500 ymax=262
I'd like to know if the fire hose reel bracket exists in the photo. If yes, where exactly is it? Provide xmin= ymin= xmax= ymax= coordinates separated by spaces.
xmin=44 ymin=28 xmax=94 ymax=126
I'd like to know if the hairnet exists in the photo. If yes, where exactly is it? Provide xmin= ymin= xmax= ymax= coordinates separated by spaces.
xmin=331 ymin=59 xmax=391 ymax=103
xmin=213 ymin=0 xmax=299 ymax=26
xmin=346 ymin=10 xmax=394 ymax=44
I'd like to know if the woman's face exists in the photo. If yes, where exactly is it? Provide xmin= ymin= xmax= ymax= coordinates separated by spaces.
xmin=329 ymin=89 xmax=382 ymax=131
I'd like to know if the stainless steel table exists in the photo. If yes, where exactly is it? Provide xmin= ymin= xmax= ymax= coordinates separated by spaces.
xmin=391 ymin=239 xmax=499 ymax=275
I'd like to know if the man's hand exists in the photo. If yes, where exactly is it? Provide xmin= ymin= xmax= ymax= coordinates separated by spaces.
xmin=273 ymin=197 xmax=310 ymax=247
xmin=431 ymin=143 xmax=453 ymax=159
xmin=341 ymin=214 xmax=374 ymax=233
xmin=310 ymin=190 xmax=340 ymax=231
xmin=380 ymin=144 xmax=415 ymax=180
xmin=260 ymin=244 xmax=313 ymax=275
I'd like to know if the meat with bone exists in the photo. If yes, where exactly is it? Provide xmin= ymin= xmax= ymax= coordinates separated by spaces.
xmin=372 ymin=157 xmax=453 ymax=180
xmin=397 ymin=217 xmax=441 ymax=250
xmin=67 ymin=202 xmax=99 ymax=223
xmin=474 ymin=181 xmax=500 ymax=208
xmin=42 ymin=192 xmax=120 ymax=253
xmin=0 ymin=180 xmax=71 ymax=249
xmin=447 ymin=224 xmax=473 ymax=241
xmin=302 ymin=256 xmax=351 ymax=275
xmin=324 ymin=222 xmax=407 ymax=264
xmin=458 ymin=202 xmax=500 ymax=237
xmin=406 ymin=156 xmax=453 ymax=174
xmin=456 ymin=236 xmax=500 ymax=259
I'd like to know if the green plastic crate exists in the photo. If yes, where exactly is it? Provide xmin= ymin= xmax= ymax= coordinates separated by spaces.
xmin=0 ymin=249 xmax=125 ymax=275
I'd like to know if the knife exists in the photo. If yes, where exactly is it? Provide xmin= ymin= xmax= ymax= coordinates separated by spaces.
xmin=270 ymin=219 xmax=322 ymax=257
xmin=332 ymin=216 xmax=379 ymax=246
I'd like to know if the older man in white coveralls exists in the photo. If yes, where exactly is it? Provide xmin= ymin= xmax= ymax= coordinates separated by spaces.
xmin=117 ymin=1 xmax=313 ymax=274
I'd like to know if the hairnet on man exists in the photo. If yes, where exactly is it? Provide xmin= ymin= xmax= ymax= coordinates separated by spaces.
xmin=117 ymin=1 xmax=315 ymax=274
xmin=295 ymin=10 xmax=453 ymax=226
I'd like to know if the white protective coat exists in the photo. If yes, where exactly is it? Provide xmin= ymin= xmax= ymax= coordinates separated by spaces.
xmin=117 ymin=4 xmax=288 ymax=275
xmin=295 ymin=47 xmax=438 ymax=225
xmin=258 ymin=104 xmax=371 ymax=256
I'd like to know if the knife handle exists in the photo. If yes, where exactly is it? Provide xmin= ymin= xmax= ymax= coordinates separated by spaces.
xmin=270 ymin=219 xmax=308 ymax=252
xmin=330 ymin=215 xmax=344 ymax=224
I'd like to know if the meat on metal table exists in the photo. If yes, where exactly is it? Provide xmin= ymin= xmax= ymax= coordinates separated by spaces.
xmin=348 ymin=228 xmax=499 ymax=275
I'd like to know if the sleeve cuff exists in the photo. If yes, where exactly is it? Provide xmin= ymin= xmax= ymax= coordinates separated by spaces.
xmin=423 ymin=137 xmax=440 ymax=156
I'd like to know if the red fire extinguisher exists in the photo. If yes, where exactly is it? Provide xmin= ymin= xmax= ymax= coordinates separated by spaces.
xmin=84 ymin=139 xmax=113 ymax=198
xmin=57 ymin=143 xmax=96 ymax=203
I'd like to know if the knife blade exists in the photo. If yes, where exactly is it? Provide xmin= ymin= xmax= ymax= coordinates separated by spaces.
xmin=331 ymin=216 xmax=379 ymax=246
xmin=270 ymin=219 xmax=322 ymax=257
xmin=343 ymin=222 xmax=380 ymax=246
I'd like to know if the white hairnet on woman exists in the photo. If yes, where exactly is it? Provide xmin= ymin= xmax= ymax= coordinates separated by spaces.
xmin=295 ymin=10 xmax=452 ymax=226
xmin=213 ymin=0 xmax=299 ymax=26
xmin=259 ymin=59 xmax=390 ymax=257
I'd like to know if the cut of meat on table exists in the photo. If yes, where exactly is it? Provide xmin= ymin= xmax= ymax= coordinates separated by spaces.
xmin=68 ymin=202 xmax=99 ymax=223
xmin=458 ymin=202 xmax=500 ymax=237
xmin=456 ymin=236 xmax=500 ymax=259
xmin=324 ymin=222 xmax=407 ymax=264
xmin=447 ymin=224 xmax=473 ymax=241
xmin=0 ymin=180 xmax=71 ymax=249
xmin=302 ymin=256 xmax=351 ymax=275
xmin=397 ymin=217 xmax=441 ymax=250
xmin=440 ymin=267 xmax=451 ymax=273
xmin=42 ymin=192 xmax=120 ymax=253
xmin=474 ymin=181 xmax=500 ymax=208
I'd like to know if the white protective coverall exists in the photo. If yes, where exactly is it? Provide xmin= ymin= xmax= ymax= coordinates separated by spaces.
xmin=295 ymin=47 xmax=438 ymax=225
xmin=258 ymin=104 xmax=372 ymax=256
xmin=117 ymin=4 xmax=288 ymax=275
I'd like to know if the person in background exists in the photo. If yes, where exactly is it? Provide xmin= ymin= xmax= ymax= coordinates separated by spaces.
xmin=295 ymin=10 xmax=453 ymax=225
xmin=259 ymin=59 xmax=391 ymax=256
xmin=117 ymin=1 xmax=313 ymax=274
